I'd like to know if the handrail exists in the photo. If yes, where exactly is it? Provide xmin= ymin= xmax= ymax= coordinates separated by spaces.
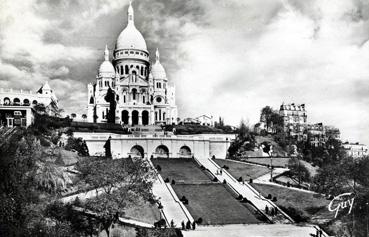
xmin=207 ymin=158 xmax=294 ymax=223
xmin=164 ymin=182 xmax=194 ymax=223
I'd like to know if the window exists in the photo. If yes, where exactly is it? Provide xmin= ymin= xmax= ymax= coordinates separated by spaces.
xmin=125 ymin=51 xmax=128 ymax=54
xmin=135 ymin=52 xmax=139 ymax=54
xmin=125 ymin=65 xmax=129 ymax=74
xmin=141 ymin=66 xmax=143 ymax=75
xmin=132 ymin=89 xmax=137 ymax=100
xmin=143 ymin=96 xmax=145 ymax=103
xmin=123 ymin=95 xmax=126 ymax=103
xmin=156 ymin=97 xmax=162 ymax=103
xmin=121 ymin=65 xmax=124 ymax=74
xmin=130 ymin=51 xmax=134 ymax=54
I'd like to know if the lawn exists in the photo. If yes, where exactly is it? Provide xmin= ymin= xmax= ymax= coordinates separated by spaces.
xmin=251 ymin=183 xmax=333 ymax=223
xmin=214 ymin=159 xmax=270 ymax=180
xmin=244 ymin=157 xmax=290 ymax=167
xmin=173 ymin=184 xmax=261 ymax=225
xmin=123 ymin=198 xmax=161 ymax=224
xmin=152 ymin=158 xmax=212 ymax=183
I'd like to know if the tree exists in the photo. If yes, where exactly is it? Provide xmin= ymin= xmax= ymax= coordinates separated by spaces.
xmin=76 ymin=157 xmax=156 ymax=236
xmin=288 ymin=157 xmax=311 ymax=184
xmin=238 ymin=119 xmax=249 ymax=140
xmin=104 ymin=87 xmax=116 ymax=124
xmin=71 ymin=113 xmax=77 ymax=119
xmin=82 ymin=114 xmax=87 ymax=121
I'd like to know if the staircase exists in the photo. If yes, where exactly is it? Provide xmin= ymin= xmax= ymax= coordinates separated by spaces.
xmin=195 ymin=157 xmax=294 ymax=224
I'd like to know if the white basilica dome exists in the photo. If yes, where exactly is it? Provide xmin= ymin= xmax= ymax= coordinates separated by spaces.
xmin=115 ymin=2 xmax=147 ymax=52
xmin=116 ymin=25 xmax=147 ymax=51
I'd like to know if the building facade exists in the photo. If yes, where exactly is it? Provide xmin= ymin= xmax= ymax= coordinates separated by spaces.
xmin=0 ymin=82 xmax=58 ymax=127
xmin=279 ymin=103 xmax=307 ymax=140
xmin=87 ymin=2 xmax=177 ymax=126
xmin=343 ymin=142 xmax=368 ymax=159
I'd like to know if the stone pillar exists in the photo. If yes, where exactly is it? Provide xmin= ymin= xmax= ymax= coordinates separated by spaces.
xmin=138 ymin=115 xmax=142 ymax=125
xmin=128 ymin=115 xmax=132 ymax=126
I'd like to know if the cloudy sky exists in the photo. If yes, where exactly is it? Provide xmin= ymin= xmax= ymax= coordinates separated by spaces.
xmin=0 ymin=0 xmax=369 ymax=144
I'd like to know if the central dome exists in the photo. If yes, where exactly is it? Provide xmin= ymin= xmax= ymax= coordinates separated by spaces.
xmin=116 ymin=25 xmax=147 ymax=51
xmin=115 ymin=2 xmax=147 ymax=52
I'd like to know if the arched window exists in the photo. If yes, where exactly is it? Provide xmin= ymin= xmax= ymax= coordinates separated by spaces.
xmin=13 ymin=98 xmax=20 ymax=105
xmin=141 ymin=66 xmax=143 ymax=76
xmin=132 ymin=88 xmax=137 ymax=100
xmin=143 ymin=96 xmax=145 ymax=104
xmin=163 ymin=112 xmax=166 ymax=120
xmin=132 ymin=71 xmax=137 ymax=82
xmin=4 ymin=97 xmax=10 ymax=105
xmin=121 ymin=65 xmax=124 ymax=75
xmin=155 ymin=111 xmax=158 ymax=121
xmin=23 ymin=99 xmax=30 ymax=106
xmin=32 ymin=100 xmax=38 ymax=105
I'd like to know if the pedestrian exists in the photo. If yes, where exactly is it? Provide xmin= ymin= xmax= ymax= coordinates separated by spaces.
xmin=170 ymin=219 xmax=174 ymax=228
xmin=265 ymin=205 xmax=269 ymax=214
xmin=186 ymin=220 xmax=191 ymax=230
xmin=220 ymin=168 xmax=223 ymax=175
xmin=181 ymin=221 xmax=185 ymax=230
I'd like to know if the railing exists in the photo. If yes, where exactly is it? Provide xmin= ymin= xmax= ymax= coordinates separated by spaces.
xmin=207 ymin=158 xmax=295 ymax=223
xmin=149 ymin=158 xmax=194 ymax=223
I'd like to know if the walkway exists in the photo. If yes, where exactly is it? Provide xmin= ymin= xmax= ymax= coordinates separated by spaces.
xmin=196 ymin=158 xmax=293 ymax=224
xmin=182 ymin=224 xmax=328 ymax=237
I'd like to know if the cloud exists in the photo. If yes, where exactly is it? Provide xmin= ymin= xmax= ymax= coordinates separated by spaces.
xmin=0 ymin=0 xmax=368 ymax=145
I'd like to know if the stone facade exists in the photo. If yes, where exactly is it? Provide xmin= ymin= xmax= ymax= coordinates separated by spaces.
xmin=87 ymin=2 xmax=177 ymax=126
xmin=343 ymin=142 xmax=368 ymax=159
xmin=0 ymin=82 xmax=58 ymax=127
xmin=279 ymin=103 xmax=307 ymax=140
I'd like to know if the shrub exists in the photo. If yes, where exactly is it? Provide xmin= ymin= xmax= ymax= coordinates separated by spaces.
xmin=39 ymin=136 xmax=51 ymax=147
xmin=267 ymin=194 xmax=272 ymax=199
xmin=212 ymin=177 xmax=218 ymax=182
xmin=212 ymin=155 xmax=216 ymax=159
xmin=164 ymin=178 xmax=170 ymax=183
xmin=171 ymin=179 xmax=176 ymax=185
xmin=196 ymin=218 xmax=203 ymax=224
xmin=272 ymin=197 xmax=277 ymax=202
xmin=156 ymin=165 xmax=162 ymax=171
xmin=200 ymin=165 xmax=205 ymax=170
xmin=237 ymin=195 xmax=243 ymax=200
xmin=223 ymin=180 xmax=227 ymax=184
xmin=249 ymin=178 xmax=253 ymax=183
xmin=280 ymin=206 xmax=308 ymax=223
xmin=241 ymin=198 xmax=249 ymax=203
xmin=287 ymin=181 xmax=290 ymax=187
xmin=238 ymin=176 xmax=243 ymax=182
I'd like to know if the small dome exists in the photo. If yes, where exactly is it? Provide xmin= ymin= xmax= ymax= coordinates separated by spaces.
xmin=151 ymin=61 xmax=166 ymax=79
xmin=151 ymin=48 xmax=166 ymax=79
xmin=99 ymin=61 xmax=115 ymax=74
xmin=99 ymin=45 xmax=115 ymax=77
xmin=116 ymin=2 xmax=147 ymax=51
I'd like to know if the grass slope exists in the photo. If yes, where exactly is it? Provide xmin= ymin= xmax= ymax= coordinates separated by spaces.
xmin=152 ymin=158 xmax=212 ymax=183
xmin=251 ymin=183 xmax=333 ymax=222
xmin=214 ymin=159 xmax=270 ymax=180
xmin=173 ymin=184 xmax=261 ymax=225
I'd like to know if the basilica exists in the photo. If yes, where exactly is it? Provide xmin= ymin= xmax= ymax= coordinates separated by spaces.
xmin=87 ymin=2 xmax=178 ymax=126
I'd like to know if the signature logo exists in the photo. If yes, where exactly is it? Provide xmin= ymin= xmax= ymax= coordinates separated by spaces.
xmin=328 ymin=193 xmax=355 ymax=218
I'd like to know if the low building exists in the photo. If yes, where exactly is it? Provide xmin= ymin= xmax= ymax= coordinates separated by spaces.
xmin=0 ymin=82 xmax=58 ymax=127
xmin=195 ymin=115 xmax=214 ymax=127
xmin=342 ymin=142 xmax=368 ymax=159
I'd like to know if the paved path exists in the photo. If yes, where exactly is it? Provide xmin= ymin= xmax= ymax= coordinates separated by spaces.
xmin=254 ymin=167 xmax=289 ymax=182
xmin=182 ymin=224 xmax=327 ymax=237
xmin=196 ymin=158 xmax=293 ymax=224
